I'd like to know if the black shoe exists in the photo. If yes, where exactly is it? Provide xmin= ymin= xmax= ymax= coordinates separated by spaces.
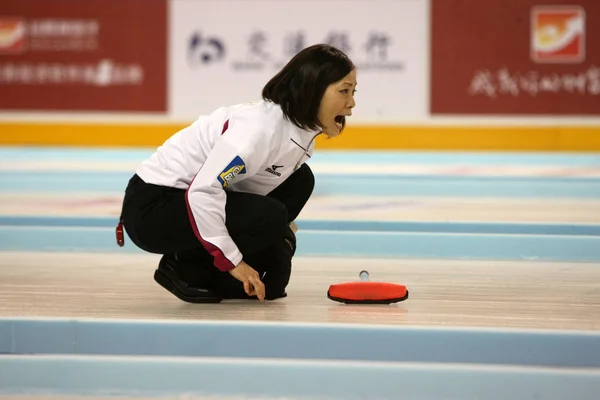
xmin=154 ymin=255 xmax=222 ymax=303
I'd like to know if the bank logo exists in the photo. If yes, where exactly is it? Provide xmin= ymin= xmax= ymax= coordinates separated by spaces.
xmin=187 ymin=31 xmax=225 ymax=67
xmin=0 ymin=18 xmax=27 ymax=54
xmin=531 ymin=6 xmax=585 ymax=64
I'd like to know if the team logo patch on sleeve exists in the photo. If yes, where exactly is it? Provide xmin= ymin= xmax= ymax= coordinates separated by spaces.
xmin=218 ymin=155 xmax=246 ymax=188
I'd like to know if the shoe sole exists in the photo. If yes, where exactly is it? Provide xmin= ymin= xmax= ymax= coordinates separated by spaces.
xmin=154 ymin=268 xmax=222 ymax=303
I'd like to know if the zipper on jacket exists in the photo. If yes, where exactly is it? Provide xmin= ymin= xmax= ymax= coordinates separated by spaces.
xmin=293 ymin=132 xmax=322 ymax=171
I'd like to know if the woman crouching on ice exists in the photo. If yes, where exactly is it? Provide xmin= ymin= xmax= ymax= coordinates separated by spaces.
xmin=117 ymin=44 xmax=357 ymax=303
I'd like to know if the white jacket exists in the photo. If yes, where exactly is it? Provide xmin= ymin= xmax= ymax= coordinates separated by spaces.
xmin=136 ymin=100 xmax=321 ymax=271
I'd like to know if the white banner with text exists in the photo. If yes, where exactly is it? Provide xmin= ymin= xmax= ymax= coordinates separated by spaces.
xmin=169 ymin=0 xmax=428 ymax=123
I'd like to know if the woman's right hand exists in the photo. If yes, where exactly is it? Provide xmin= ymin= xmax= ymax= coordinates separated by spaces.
xmin=228 ymin=260 xmax=265 ymax=301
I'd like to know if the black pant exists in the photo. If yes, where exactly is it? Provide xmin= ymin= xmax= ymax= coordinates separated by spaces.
xmin=120 ymin=163 xmax=314 ymax=298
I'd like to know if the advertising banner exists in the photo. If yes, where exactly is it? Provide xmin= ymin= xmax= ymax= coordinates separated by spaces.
xmin=0 ymin=0 xmax=167 ymax=112
xmin=169 ymin=0 xmax=427 ymax=122
xmin=430 ymin=0 xmax=600 ymax=115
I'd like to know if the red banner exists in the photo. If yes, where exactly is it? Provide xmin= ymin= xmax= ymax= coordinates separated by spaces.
xmin=0 ymin=0 xmax=167 ymax=112
xmin=430 ymin=0 xmax=600 ymax=115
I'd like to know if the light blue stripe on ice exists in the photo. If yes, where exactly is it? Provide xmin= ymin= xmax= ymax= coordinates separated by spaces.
xmin=1 ymin=354 xmax=600 ymax=400
xmin=2 ymin=318 xmax=600 ymax=368
xmin=2 ymin=171 xmax=600 ymax=197
xmin=1 ymin=226 xmax=599 ymax=261
xmin=0 ymin=147 xmax=154 ymax=162
xmin=311 ymin=175 xmax=600 ymax=198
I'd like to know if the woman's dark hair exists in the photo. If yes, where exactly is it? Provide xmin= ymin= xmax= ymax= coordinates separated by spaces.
xmin=262 ymin=43 xmax=355 ymax=131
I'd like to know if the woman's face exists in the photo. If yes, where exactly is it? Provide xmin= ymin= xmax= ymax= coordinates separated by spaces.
xmin=317 ymin=68 xmax=357 ymax=138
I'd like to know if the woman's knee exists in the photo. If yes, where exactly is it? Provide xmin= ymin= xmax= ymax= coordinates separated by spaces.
xmin=299 ymin=163 xmax=315 ymax=192
xmin=287 ymin=163 xmax=315 ymax=203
